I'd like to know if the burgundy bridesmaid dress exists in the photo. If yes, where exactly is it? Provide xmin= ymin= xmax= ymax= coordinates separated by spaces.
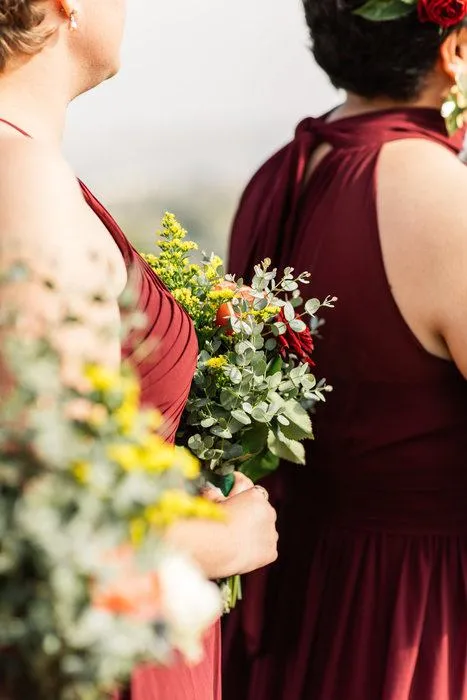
xmin=222 ymin=108 xmax=467 ymax=700
xmin=0 ymin=118 xmax=221 ymax=700
xmin=78 ymin=184 xmax=222 ymax=700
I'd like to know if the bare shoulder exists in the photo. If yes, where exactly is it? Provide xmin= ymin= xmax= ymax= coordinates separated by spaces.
xmin=379 ymin=138 xmax=467 ymax=222
xmin=377 ymin=137 xmax=467 ymax=376
xmin=378 ymin=137 xmax=467 ymax=267
xmin=0 ymin=138 xmax=126 ymax=375
xmin=0 ymin=137 xmax=126 ymax=297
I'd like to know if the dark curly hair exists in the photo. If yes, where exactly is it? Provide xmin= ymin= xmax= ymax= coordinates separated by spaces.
xmin=303 ymin=0 xmax=459 ymax=100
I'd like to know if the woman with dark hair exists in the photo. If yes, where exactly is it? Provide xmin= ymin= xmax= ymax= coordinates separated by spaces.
xmin=222 ymin=2 xmax=467 ymax=699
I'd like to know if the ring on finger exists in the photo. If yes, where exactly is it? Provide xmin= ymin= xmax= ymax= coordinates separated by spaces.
xmin=255 ymin=485 xmax=269 ymax=501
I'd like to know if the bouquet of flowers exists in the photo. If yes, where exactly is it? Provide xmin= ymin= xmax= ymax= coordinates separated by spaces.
xmin=143 ymin=215 xmax=335 ymax=609
xmin=0 ymin=266 xmax=223 ymax=700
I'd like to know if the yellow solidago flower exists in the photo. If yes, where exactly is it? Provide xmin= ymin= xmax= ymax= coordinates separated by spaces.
xmin=138 ymin=434 xmax=181 ymax=473
xmin=107 ymin=443 xmax=140 ymax=472
xmin=72 ymin=460 xmax=91 ymax=484
xmin=205 ymin=255 xmax=224 ymax=282
xmin=84 ymin=365 xmax=119 ymax=393
xmin=171 ymin=288 xmax=203 ymax=317
xmin=139 ymin=437 xmax=200 ymax=479
xmin=206 ymin=356 xmax=228 ymax=370
xmin=108 ymin=436 xmax=200 ymax=480
xmin=120 ymin=374 xmax=140 ymax=404
xmin=159 ymin=239 xmax=198 ymax=254
xmin=114 ymin=401 xmax=138 ymax=435
xmin=208 ymin=289 xmax=235 ymax=303
xmin=173 ymin=446 xmax=200 ymax=480
xmin=265 ymin=305 xmax=281 ymax=316
xmin=250 ymin=304 xmax=281 ymax=322
xmin=160 ymin=213 xmax=193 ymax=242
xmin=112 ymin=376 xmax=140 ymax=434
xmin=130 ymin=517 xmax=148 ymax=546
xmin=145 ymin=490 xmax=224 ymax=529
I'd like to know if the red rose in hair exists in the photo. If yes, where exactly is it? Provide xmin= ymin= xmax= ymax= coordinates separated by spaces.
xmin=418 ymin=0 xmax=467 ymax=28
xmin=276 ymin=310 xmax=315 ymax=366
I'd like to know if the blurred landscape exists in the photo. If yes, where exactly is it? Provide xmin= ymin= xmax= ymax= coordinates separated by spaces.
xmin=64 ymin=0 xmax=338 ymax=258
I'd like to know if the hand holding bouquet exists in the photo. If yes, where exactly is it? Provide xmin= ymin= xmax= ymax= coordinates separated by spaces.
xmin=144 ymin=215 xmax=336 ymax=610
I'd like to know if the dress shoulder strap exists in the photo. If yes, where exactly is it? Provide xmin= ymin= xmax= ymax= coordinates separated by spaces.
xmin=0 ymin=118 xmax=31 ymax=138
xmin=0 ymin=116 xmax=135 ymax=268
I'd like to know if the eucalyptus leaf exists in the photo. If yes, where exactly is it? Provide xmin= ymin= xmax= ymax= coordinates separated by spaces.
xmin=253 ymin=297 xmax=268 ymax=311
xmin=283 ymin=400 xmax=313 ymax=437
xmin=231 ymin=410 xmax=252 ymax=426
xmin=251 ymin=407 xmax=269 ymax=423
xmin=251 ymin=357 xmax=267 ymax=377
xmin=252 ymin=334 xmax=265 ymax=350
xmin=267 ymin=430 xmax=306 ymax=465
xmin=272 ymin=322 xmax=287 ymax=337
xmin=284 ymin=302 xmax=295 ymax=322
xmin=267 ymin=373 xmax=282 ymax=390
xmin=281 ymin=280 xmax=299 ymax=292
xmin=289 ymin=319 xmax=307 ymax=333
xmin=200 ymin=417 xmax=217 ymax=428
xmin=280 ymin=420 xmax=313 ymax=442
xmin=229 ymin=368 xmax=242 ymax=385
xmin=220 ymin=390 xmax=237 ymax=410
xmin=240 ymin=450 xmax=280 ymax=483
xmin=210 ymin=426 xmax=233 ymax=439
xmin=241 ymin=424 xmax=268 ymax=454
xmin=305 ymin=298 xmax=321 ymax=316
xmin=301 ymin=374 xmax=317 ymax=390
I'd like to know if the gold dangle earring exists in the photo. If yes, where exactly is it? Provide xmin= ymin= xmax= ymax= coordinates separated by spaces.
xmin=441 ymin=64 xmax=467 ymax=135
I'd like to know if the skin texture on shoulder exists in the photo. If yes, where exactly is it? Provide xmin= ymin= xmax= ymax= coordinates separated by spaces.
xmin=377 ymin=137 xmax=467 ymax=378
xmin=0 ymin=134 xmax=126 ymax=384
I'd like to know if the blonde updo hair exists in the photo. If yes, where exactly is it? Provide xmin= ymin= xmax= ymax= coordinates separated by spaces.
xmin=0 ymin=1 xmax=54 ymax=70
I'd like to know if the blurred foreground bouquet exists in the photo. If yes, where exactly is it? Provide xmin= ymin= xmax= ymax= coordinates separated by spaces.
xmin=0 ymin=265 xmax=223 ymax=700
xmin=143 ymin=214 xmax=336 ymax=610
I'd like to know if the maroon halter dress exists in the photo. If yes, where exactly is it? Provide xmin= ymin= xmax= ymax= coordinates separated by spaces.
xmin=222 ymin=108 xmax=467 ymax=700
xmin=0 ymin=117 xmax=221 ymax=700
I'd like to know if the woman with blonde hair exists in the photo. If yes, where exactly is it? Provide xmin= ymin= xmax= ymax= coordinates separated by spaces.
xmin=0 ymin=2 xmax=278 ymax=698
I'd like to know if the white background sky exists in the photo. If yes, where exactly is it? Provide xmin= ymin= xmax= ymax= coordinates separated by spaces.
xmin=64 ymin=0 xmax=338 ymax=201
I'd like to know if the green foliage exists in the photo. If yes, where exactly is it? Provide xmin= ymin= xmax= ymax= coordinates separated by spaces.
xmin=145 ymin=214 xmax=336 ymax=485
xmin=354 ymin=0 xmax=415 ymax=21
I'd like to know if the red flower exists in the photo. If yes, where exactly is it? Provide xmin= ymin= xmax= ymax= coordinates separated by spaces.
xmin=276 ymin=310 xmax=315 ymax=366
xmin=418 ymin=0 xmax=467 ymax=27
xmin=214 ymin=281 xmax=256 ymax=335
xmin=215 ymin=301 xmax=236 ymax=335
